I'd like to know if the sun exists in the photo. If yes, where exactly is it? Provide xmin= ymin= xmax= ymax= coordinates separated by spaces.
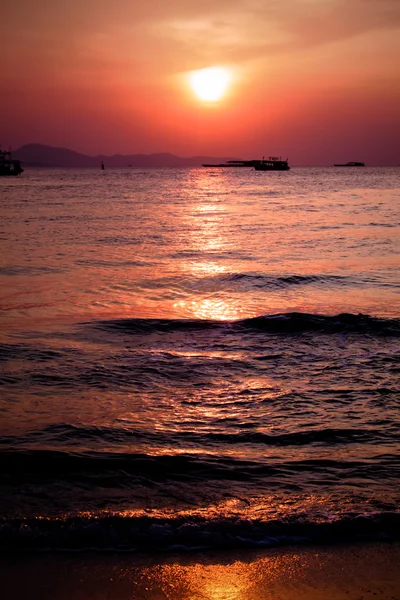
xmin=189 ymin=67 xmax=231 ymax=102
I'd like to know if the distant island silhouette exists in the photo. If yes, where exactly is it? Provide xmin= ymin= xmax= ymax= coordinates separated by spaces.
xmin=13 ymin=144 xmax=239 ymax=169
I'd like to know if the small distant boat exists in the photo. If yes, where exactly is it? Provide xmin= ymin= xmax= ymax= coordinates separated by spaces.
xmin=254 ymin=157 xmax=290 ymax=171
xmin=333 ymin=161 xmax=365 ymax=167
xmin=0 ymin=147 xmax=24 ymax=176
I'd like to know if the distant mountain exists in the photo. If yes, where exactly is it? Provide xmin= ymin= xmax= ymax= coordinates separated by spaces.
xmin=13 ymin=144 xmax=238 ymax=168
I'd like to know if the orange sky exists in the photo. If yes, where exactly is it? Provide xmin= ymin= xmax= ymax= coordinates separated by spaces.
xmin=1 ymin=0 xmax=399 ymax=164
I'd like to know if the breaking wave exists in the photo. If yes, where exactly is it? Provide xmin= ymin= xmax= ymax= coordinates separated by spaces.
xmin=1 ymin=511 xmax=399 ymax=552
xmin=93 ymin=313 xmax=400 ymax=336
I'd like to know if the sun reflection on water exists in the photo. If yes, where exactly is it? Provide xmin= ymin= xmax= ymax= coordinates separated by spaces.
xmin=144 ymin=554 xmax=290 ymax=600
xmin=173 ymin=297 xmax=242 ymax=321
xmin=170 ymin=173 xmax=250 ymax=321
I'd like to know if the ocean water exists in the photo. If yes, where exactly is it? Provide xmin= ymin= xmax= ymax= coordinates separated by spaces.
xmin=0 ymin=166 xmax=399 ymax=551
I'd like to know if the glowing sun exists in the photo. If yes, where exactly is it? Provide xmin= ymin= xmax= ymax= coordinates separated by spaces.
xmin=189 ymin=67 xmax=231 ymax=101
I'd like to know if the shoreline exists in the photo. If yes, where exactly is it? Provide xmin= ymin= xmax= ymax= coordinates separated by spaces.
xmin=1 ymin=541 xmax=399 ymax=600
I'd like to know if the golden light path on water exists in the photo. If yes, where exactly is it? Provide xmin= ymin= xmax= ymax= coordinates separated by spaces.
xmin=134 ymin=551 xmax=324 ymax=600
xmin=160 ymin=560 xmax=263 ymax=599
xmin=172 ymin=192 xmax=251 ymax=320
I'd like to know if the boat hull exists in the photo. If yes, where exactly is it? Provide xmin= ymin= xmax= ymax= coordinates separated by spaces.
xmin=202 ymin=160 xmax=261 ymax=168
xmin=254 ymin=164 xmax=290 ymax=171
xmin=0 ymin=168 xmax=24 ymax=176
xmin=202 ymin=157 xmax=290 ymax=170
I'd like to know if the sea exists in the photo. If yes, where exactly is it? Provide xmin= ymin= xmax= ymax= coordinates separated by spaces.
xmin=0 ymin=166 xmax=399 ymax=552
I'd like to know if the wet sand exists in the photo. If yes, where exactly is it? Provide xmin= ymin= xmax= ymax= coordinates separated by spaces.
xmin=1 ymin=542 xmax=399 ymax=600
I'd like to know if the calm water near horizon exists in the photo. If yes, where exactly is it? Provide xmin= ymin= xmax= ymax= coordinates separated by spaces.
xmin=0 ymin=166 xmax=399 ymax=551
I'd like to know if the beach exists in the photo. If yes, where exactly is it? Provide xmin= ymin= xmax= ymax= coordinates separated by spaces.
xmin=2 ymin=542 xmax=400 ymax=599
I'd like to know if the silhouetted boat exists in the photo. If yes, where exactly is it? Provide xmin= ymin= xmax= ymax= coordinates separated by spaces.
xmin=254 ymin=157 xmax=290 ymax=171
xmin=0 ymin=148 xmax=23 ymax=176
xmin=333 ymin=161 xmax=365 ymax=167
xmin=203 ymin=157 xmax=290 ymax=170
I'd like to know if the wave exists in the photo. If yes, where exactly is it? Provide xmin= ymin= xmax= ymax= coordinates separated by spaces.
xmin=93 ymin=313 xmax=400 ymax=336
xmin=222 ymin=273 xmax=347 ymax=288
xmin=1 ymin=423 xmax=397 ymax=448
xmin=0 ymin=343 xmax=78 ymax=363
xmin=1 ymin=449 xmax=398 ymax=485
xmin=0 ymin=265 xmax=64 ymax=276
xmin=1 ymin=511 xmax=399 ymax=552
xmin=240 ymin=312 xmax=400 ymax=335
xmin=144 ymin=273 xmax=350 ymax=292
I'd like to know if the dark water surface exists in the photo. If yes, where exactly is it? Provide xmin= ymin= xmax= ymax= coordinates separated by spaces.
xmin=0 ymin=167 xmax=399 ymax=551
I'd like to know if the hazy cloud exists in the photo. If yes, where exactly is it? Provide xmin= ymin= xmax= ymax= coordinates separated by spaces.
xmin=1 ymin=0 xmax=399 ymax=84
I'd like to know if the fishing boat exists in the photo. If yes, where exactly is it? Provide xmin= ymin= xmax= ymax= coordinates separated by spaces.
xmin=254 ymin=156 xmax=290 ymax=171
xmin=203 ymin=157 xmax=290 ymax=170
xmin=0 ymin=148 xmax=24 ymax=176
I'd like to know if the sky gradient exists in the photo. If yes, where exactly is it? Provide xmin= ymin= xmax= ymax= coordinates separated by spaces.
xmin=2 ymin=0 xmax=400 ymax=164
